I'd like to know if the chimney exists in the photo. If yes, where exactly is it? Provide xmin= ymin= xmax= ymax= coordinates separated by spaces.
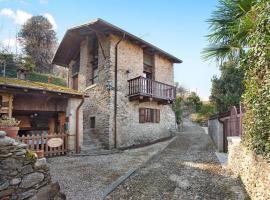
xmin=17 ymin=68 xmax=27 ymax=80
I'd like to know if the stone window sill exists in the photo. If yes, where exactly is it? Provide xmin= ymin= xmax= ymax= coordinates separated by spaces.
xmin=85 ymin=84 xmax=97 ymax=91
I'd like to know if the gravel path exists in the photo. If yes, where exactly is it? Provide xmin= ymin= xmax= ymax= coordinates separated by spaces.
xmin=47 ymin=139 xmax=172 ymax=200
xmin=106 ymin=119 xmax=248 ymax=200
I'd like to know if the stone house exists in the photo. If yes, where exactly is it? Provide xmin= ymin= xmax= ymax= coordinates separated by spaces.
xmin=53 ymin=18 xmax=182 ymax=150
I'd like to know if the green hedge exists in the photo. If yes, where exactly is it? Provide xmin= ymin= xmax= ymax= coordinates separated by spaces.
xmin=242 ymin=0 xmax=270 ymax=160
xmin=1 ymin=69 xmax=67 ymax=87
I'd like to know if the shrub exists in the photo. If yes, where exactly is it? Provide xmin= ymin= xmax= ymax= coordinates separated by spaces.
xmin=172 ymin=96 xmax=183 ymax=124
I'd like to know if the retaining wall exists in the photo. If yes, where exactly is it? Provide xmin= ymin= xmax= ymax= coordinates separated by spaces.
xmin=0 ymin=132 xmax=65 ymax=200
xmin=227 ymin=137 xmax=270 ymax=200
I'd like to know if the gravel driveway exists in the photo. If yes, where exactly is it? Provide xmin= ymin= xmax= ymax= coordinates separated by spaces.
xmin=47 ymin=139 xmax=172 ymax=200
xmin=106 ymin=119 xmax=248 ymax=200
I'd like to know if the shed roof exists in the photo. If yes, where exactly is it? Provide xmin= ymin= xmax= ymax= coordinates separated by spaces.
xmin=53 ymin=18 xmax=182 ymax=66
xmin=0 ymin=77 xmax=84 ymax=97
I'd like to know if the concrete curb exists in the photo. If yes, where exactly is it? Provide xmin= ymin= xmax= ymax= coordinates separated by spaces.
xmin=70 ymin=150 xmax=123 ymax=157
xmin=102 ymin=135 xmax=178 ymax=199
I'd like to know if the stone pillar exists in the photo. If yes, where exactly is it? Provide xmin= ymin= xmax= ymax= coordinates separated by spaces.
xmin=66 ymin=98 xmax=83 ymax=153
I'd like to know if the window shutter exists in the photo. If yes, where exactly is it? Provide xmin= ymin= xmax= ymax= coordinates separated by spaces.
xmin=156 ymin=109 xmax=160 ymax=123
xmin=139 ymin=108 xmax=145 ymax=123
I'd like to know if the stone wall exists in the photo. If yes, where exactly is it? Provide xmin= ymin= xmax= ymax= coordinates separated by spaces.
xmin=74 ymin=33 xmax=177 ymax=149
xmin=81 ymin=34 xmax=113 ymax=149
xmin=227 ymin=137 xmax=270 ymax=200
xmin=110 ymin=35 xmax=177 ymax=148
xmin=208 ymin=118 xmax=224 ymax=152
xmin=0 ymin=132 xmax=65 ymax=200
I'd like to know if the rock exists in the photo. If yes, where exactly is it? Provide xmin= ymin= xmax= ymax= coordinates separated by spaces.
xmin=0 ymin=169 xmax=7 ymax=175
xmin=20 ymin=172 xmax=44 ymax=189
xmin=15 ymin=150 xmax=26 ymax=156
xmin=20 ymin=164 xmax=33 ymax=175
xmin=28 ymin=195 xmax=38 ymax=200
xmin=49 ymin=182 xmax=60 ymax=198
xmin=0 ymin=189 xmax=13 ymax=198
xmin=17 ymin=143 xmax=28 ymax=149
xmin=19 ymin=189 xmax=36 ymax=199
xmin=0 ymin=131 xmax=6 ymax=138
xmin=9 ymin=170 xmax=18 ymax=176
xmin=10 ymin=178 xmax=21 ymax=185
xmin=54 ymin=192 xmax=67 ymax=200
xmin=34 ymin=158 xmax=47 ymax=169
xmin=2 ymin=157 xmax=22 ymax=170
xmin=0 ymin=153 xmax=12 ymax=158
xmin=0 ymin=137 xmax=15 ymax=146
xmin=36 ymin=185 xmax=50 ymax=200
xmin=0 ymin=179 xmax=9 ymax=190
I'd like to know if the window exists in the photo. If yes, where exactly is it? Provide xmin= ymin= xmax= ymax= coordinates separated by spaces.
xmin=139 ymin=108 xmax=160 ymax=123
xmin=91 ymin=38 xmax=98 ymax=84
xmin=143 ymin=53 xmax=154 ymax=80
xmin=90 ymin=117 xmax=95 ymax=128
xmin=72 ymin=55 xmax=80 ymax=75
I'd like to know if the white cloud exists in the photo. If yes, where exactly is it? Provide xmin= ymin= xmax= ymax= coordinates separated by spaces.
xmin=0 ymin=8 xmax=14 ymax=17
xmin=0 ymin=8 xmax=32 ymax=25
xmin=14 ymin=10 xmax=32 ymax=25
xmin=2 ymin=38 xmax=16 ymax=48
xmin=1 ymin=38 xmax=22 ymax=53
xmin=43 ymin=13 xmax=57 ymax=30
xmin=40 ymin=0 xmax=48 ymax=4
xmin=0 ymin=8 xmax=57 ymax=30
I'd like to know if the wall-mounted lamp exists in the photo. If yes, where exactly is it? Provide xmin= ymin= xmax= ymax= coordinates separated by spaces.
xmin=106 ymin=80 xmax=114 ymax=91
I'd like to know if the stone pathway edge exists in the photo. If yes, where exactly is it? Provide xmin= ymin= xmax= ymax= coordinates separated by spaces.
xmin=102 ymin=135 xmax=178 ymax=199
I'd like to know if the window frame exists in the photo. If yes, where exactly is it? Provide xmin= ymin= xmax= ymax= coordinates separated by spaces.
xmin=90 ymin=117 xmax=95 ymax=128
xmin=139 ymin=108 xmax=160 ymax=123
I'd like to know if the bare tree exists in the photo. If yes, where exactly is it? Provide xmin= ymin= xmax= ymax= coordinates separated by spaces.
xmin=18 ymin=15 xmax=57 ymax=74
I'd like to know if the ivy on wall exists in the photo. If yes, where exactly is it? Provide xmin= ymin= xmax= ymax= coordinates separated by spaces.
xmin=242 ymin=0 xmax=270 ymax=160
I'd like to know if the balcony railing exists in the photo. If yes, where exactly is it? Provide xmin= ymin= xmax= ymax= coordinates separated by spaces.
xmin=128 ymin=76 xmax=176 ymax=103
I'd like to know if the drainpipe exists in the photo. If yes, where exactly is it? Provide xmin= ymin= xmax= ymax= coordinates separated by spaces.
xmin=76 ymin=95 xmax=85 ymax=153
xmin=114 ymin=33 xmax=125 ymax=149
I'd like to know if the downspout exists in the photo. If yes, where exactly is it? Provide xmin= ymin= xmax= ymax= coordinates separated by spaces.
xmin=76 ymin=95 xmax=85 ymax=153
xmin=114 ymin=33 xmax=125 ymax=148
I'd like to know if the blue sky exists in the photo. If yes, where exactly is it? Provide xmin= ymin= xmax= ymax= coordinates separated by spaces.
xmin=0 ymin=0 xmax=220 ymax=100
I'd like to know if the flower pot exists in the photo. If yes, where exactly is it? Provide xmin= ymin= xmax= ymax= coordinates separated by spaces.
xmin=35 ymin=150 xmax=44 ymax=158
xmin=0 ymin=127 xmax=19 ymax=138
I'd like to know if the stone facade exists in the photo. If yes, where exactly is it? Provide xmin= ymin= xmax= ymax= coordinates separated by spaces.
xmin=70 ymin=33 xmax=177 ymax=149
xmin=227 ymin=137 xmax=270 ymax=200
xmin=0 ymin=131 xmax=65 ymax=200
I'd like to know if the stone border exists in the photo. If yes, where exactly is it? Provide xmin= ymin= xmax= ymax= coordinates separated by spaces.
xmin=102 ymin=135 xmax=177 ymax=199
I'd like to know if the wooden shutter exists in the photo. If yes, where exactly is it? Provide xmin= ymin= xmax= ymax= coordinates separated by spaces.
xmin=156 ymin=109 xmax=160 ymax=123
xmin=139 ymin=108 xmax=146 ymax=123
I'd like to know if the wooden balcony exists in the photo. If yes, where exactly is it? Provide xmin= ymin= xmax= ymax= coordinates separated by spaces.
xmin=128 ymin=76 xmax=176 ymax=104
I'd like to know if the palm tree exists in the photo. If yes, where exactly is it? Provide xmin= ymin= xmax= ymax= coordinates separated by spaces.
xmin=202 ymin=0 xmax=256 ymax=63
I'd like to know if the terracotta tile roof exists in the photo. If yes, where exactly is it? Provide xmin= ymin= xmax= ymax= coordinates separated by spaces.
xmin=0 ymin=77 xmax=84 ymax=96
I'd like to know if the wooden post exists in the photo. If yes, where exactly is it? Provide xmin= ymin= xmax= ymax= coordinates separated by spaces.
xmin=8 ymin=94 xmax=13 ymax=118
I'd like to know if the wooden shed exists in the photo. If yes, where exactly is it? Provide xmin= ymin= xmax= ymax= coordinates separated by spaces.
xmin=0 ymin=77 xmax=85 ymax=156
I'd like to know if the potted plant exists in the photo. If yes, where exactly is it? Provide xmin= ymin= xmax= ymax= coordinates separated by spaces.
xmin=35 ymin=150 xmax=44 ymax=158
xmin=0 ymin=115 xmax=20 ymax=138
